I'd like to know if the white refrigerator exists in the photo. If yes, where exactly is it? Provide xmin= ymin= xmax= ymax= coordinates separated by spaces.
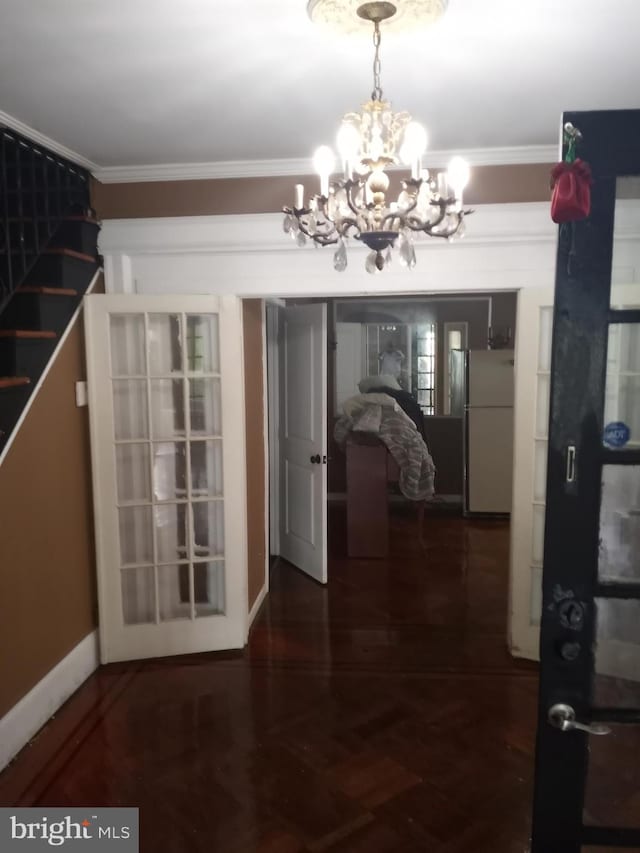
xmin=455 ymin=349 xmax=515 ymax=515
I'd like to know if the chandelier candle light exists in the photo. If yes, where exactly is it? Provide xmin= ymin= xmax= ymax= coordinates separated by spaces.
xmin=283 ymin=0 xmax=471 ymax=273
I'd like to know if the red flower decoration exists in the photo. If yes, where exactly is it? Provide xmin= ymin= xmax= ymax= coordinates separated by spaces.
xmin=550 ymin=158 xmax=592 ymax=223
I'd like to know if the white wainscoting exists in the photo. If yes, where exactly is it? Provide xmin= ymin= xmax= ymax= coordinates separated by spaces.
xmin=99 ymin=204 xmax=560 ymax=297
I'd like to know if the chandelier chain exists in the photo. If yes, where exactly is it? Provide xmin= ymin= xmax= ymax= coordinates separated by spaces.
xmin=371 ymin=20 xmax=383 ymax=101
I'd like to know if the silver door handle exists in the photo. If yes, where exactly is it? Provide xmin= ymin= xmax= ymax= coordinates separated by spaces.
xmin=548 ymin=703 xmax=611 ymax=736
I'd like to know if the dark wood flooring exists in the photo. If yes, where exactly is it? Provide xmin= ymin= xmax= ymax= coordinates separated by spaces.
xmin=0 ymin=505 xmax=540 ymax=852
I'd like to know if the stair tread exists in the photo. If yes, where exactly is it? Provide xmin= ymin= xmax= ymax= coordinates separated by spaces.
xmin=43 ymin=247 xmax=96 ymax=263
xmin=18 ymin=286 xmax=78 ymax=296
xmin=0 ymin=330 xmax=57 ymax=339
xmin=0 ymin=376 xmax=30 ymax=389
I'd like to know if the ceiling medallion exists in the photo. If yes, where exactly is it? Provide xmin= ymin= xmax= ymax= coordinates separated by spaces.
xmin=283 ymin=1 xmax=470 ymax=273
xmin=306 ymin=0 xmax=449 ymax=35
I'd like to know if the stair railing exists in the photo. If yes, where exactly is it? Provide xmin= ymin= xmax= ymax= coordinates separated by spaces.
xmin=0 ymin=127 xmax=92 ymax=314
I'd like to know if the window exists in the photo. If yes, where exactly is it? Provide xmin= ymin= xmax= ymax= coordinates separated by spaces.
xmin=415 ymin=324 xmax=436 ymax=415
xmin=443 ymin=321 xmax=469 ymax=415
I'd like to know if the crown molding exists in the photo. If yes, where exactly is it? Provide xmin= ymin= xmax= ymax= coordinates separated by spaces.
xmin=0 ymin=110 xmax=99 ymax=172
xmin=0 ymin=109 xmax=558 ymax=183
xmin=94 ymin=145 xmax=559 ymax=184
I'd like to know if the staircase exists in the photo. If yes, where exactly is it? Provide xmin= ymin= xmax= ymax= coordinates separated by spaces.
xmin=0 ymin=128 xmax=99 ymax=456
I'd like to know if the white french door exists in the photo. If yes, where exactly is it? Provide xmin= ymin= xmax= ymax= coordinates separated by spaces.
xmin=509 ymin=285 xmax=554 ymax=660
xmin=85 ymin=294 xmax=247 ymax=663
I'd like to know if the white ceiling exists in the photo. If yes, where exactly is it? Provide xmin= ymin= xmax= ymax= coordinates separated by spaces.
xmin=1 ymin=0 xmax=639 ymax=176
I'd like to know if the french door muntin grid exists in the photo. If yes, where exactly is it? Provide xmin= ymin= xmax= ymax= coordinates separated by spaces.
xmin=581 ymin=310 xmax=640 ymax=849
xmin=110 ymin=311 xmax=225 ymax=626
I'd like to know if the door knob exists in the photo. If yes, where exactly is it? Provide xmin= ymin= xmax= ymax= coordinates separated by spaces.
xmin=548 ymin=703 xmax=611 ymax=736
xmin=310 ymin=454 xmax=321 ymax=464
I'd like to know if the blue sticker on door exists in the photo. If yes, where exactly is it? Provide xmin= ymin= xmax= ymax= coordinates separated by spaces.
xmin=603 ymin=421 xmax=631 ymax=448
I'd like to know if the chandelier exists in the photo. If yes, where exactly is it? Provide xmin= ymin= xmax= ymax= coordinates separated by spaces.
xmin=282 ymin=1 xmax=471 ymax=273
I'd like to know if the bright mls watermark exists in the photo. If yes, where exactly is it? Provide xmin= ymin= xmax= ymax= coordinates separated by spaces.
xmin=1 ymin=809 xmax=138 ymax=851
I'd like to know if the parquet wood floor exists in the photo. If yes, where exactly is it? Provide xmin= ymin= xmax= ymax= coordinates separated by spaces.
xmin=0 ymin=506 xmax=540 ymax=851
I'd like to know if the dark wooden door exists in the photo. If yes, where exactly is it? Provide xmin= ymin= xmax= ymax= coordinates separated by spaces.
xmin=532 ymin=110 xmax=640 ymax=851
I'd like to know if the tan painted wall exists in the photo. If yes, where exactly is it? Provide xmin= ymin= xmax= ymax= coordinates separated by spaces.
xmin=242 ymin=299 xmax=267 ymax=612
xmin=92 ymin=163 xmax=552 ymax=220
xmin=0 ymin=315 xmax=97 ymax=718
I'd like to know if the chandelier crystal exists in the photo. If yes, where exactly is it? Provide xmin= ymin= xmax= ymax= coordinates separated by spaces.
xmin=283 ymin=1 xmax=471 ymax=273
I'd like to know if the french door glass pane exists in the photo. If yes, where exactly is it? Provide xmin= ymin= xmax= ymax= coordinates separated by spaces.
xmin=583 ymin=723 xmax=640 ymax=828
xmin=186 ymin=314 xmax=219 ymax=373
xmin=599 ymin=466 xmax=640 ymax=583
xmin=534 ymin=440 xmax=548 ymax=501
xmin=118 ymin=505 xmax=153 ymax=565
xmin=113 ymin=380 xmax=148 ymax=440
xmin=150 ymin=379 xmax=185 ymax=438
xmin=538 ymin=307 xmax=553 ymax=372
xmin=193 ymin=501 xmax=224 ymax=557
xmin=158 ymin=564 xmax=191 ymax=621
xmin=194 ymin=561 xmax=225 ymax=616
xmin=190 ymin=440 xmax=223 ymax=496
xmin=110 ymin=315 xmax=146 ymax=376
xmin=121 ymin=567 xmax=155 ymax=624
xmin=148 ymin=314 xmax=182 ymax=375
xmin=532 ymin=504 xmax=545 ymax=565
xmin=189 ymin=378 xmax=222 ymax=435
xmin=604 ymin=325 xmax=640 ymax=449
xmin=536 ymin=375 xmax=550 ymax=437
xmin=152 ymin=441 xmax=187 ymax=501
xmin=611 ymin=176 xmax=640 ymax=308
xmin=592 ymin=598 xmax=640 ymax=708
xmin=155 ymin=503 xmax=188 ymax=563
xmin=116 ymin=443 xmax=151 ymax=503
xmin=110 ymin=311 xmax=226 ymax=630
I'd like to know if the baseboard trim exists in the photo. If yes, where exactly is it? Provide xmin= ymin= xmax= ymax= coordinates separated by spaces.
xmin=247 ymin=584 xmax=268 ymax=633
xmin=0 ymin=630 xmax=99 ymax=771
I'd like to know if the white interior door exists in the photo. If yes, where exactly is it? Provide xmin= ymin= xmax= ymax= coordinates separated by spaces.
xmin=279 ymin=303 xmax=327 ymax=583
xmin=85 ymin=294 xmax=247 ymax=663
xmin=509 ymin=286 xmax=554 ymax=660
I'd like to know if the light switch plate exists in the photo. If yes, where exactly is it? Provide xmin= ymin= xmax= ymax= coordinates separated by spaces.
xmin=75 ymin=380 xmax=88 ymax=407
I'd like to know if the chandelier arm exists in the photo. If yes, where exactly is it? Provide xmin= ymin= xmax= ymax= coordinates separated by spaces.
xmin=308 ymin=229 xmax=341 ymax=247
xmin=291 ymin=212 xmax=340 ymax=246
xmin=404 ymin=199 xmax=447 ymax=230
xmin=380 ymin=213 xmax=400 ymax=230
xmin=345 ymin=182 xmax=368 ymax=231
xmin=337 ymin=217 xmax=361 ymax=237
xmin=404 ymin=209 xmax=465 ymax=238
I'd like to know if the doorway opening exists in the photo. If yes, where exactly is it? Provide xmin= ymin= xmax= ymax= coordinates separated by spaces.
xmin=265 ymin=290 xmax=519 ymax=623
